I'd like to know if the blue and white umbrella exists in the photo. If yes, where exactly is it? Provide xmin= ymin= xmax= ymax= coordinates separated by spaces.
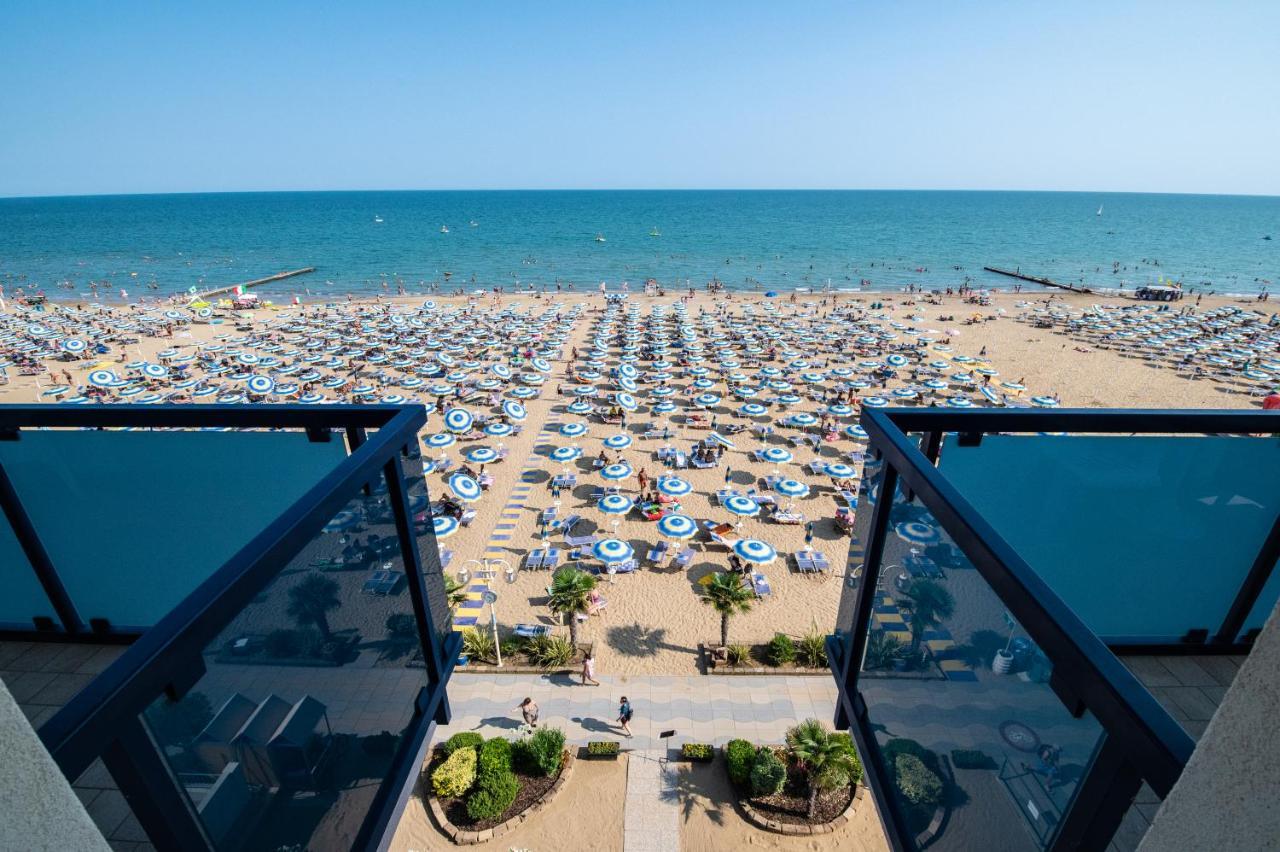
xmin=827 ymin=404 xmax=854 ymax=417
xmin=61 ymin=338 xmax=87 ymax=353
xmin=886 ymin=354 xmax=909 ymax=367
xmin=845 ymin=425 xmax=869 ymax=440
xmin=862 ymin=396 xmax=890 ymax=408
xmin=142 ymin=363 xmax=168 ymax=379
xmin=567 ymin=400 xmax=593 ymax=414
xmin=592 ymin=538 xmax=634 ymax=563
xmin=465 ymin=447 xmax=499 ymax=464
xmin=657 ymin=514 xmax=698 ymax=539
xmin=654 ymin=401 xmax=677 ymax=413
xmin=947 ymin=396 xmax=974 ymax=408
xmin=433 ymin=515 xmax=460 ymax=539
xmin=824 ymin=463 xmax=857 ymax=479
xmin=656 ymin=476 xmax=692 ymax=497
xmin=447 ymin=472 xmax=483 ymax=502
xmin=484 ymin=422 xmax=513 ymax=436
xmin=490 ymin=363 xmax=511 ymax=379
xmin=246 ymin=375 xmax=275 ymax=395
xmin=444 ymin=408 xmax=474 ymax=432
xmin=895 ymin=521 xmax=940 ymax=545
xmin=87 ymin=369 xmax=118 ymax=388
xmin=775 ymin=479 xmax=810 ymax=498
xmin=739 ymin=403 xmax=767 ymax=416
xmin=502 ymin=400 xmax=527 ymax=421
xmin=615 ymin=392 xmax=638 ymax=411
xmin=598 ymin=494 xmax=634 ymax=514
xmin=531 ymin=357 xmax=553 ymax=373
xmin=324 ymin=510 xmax=361 ymax=532
xmin=604 ymin=433 xmax=632 ymax=450
xmin=509 ymin=386 xmax=538 ymax=398
xmin=762 ymin=447 xmax=793 ymax=464
xmin=734 ymin=538 xmax=777 ymax=564
xmin=560 ymin=422 xmax=588 ymax=437
xmin=601 ymin=462 xmax=633 ymax=481
xmin=617 ymin=376 xmax=638 ymax=392
xmin=300 ymin=392 xmax=325 ymax=404
xmin=694 ymin=392 xmax=721 ymax=407
xmin=550 ymin=446 xmax=582 ymax=462
xmin=789 ymin=412 xmax=818 ymax=427
xmin=722 ymin=495 xmax=760 ymax=517
xmin=425 ymin=432 xmax=456 ymax=448
xmin=380 ymin=393 xmax=407 ymax=404
xmin=1031 ymin=396 xmax=1059 ymax=408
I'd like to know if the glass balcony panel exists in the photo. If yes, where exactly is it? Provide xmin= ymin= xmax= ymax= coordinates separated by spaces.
xmin=0 ymin=517 xmax=55 ymax=627
xmin=0 ymin=430 xmax=349 ymax=629
xmin=857 ymin=482 xmax=1104 ymax=849
xmin=1244 ymin=555 xmax=1280 ymax=639
xmin=937 ymin=434 xmax=1280 ymax=643
xmin=140 ymin=474 xmax=430 ymax=851
xmin=402 ymin=445 xmax=452 ymax=659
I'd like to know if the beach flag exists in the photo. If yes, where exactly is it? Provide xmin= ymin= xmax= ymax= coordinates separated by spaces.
xmin=188 ymin=285 xmax=198 ymax=294
xmin=233 ymin=285 xmax=245 ymax=296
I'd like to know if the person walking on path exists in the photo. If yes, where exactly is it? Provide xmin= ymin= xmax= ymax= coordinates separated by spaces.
xmin=581 ymin=651 xmax=600 ymax=686
xmin=517 ymin=697 xmax=540 ymax=731
xmin=805 ymin=520 xmax=815 ymax=547
xmin=637 ymin=467 xmax=649 ymax=493
xmin=617 ymin=696 xmax=634 ymax=737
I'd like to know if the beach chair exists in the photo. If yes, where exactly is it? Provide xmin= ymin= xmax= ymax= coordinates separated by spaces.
xmin=542 ymin=548 xmax=562 ymax=571
xmin=362 ymin=570 xmax=402 ymax=596
xmin=748 ymin=573 xmax=772 ymax=598
xmin=459 ymin=509 xmax=478 ymax=526
xmin=524 ymin=551 xmax=545 ymax=571
xmin=752 ymin=449 xmax=768 ymax=463
xmin=564 ymin=533 xmax=598 ymax=549
xmin=671 ymin=548 xmax=695 ymax=571
xmin=555 ymin=513 xmax=582 ymax=534
xmin=646 ymin=541 xmax=669 ymax=565
xmin=439 ymin=549 xmax=454 ymax=569
xmin=673 ymin=451 xmax=688 ymax=469
xmin=713 ymin=489 xmax=734 ymax=505
xmin=838 ymin=490 xmax=859 ymax=508
xmin=512 ymin=623 xmax=551 ymax=640
xmin=707 ymin=523 xmax=739 ymax=548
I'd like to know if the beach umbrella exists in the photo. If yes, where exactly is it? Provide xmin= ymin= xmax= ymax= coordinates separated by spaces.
xmin=656 ymin=476 xmax=692 ymax=497
xmin=617 ymin=376 xmax=638 ymax=392
xmin=246 ymin=375 xmax=275 ymax=395
xmin=762 ymin=447 xmax=793 ymax=464
xmin=775 ymin=479 xmax=810 ymax=498
xmin=425 ymin=432 xmax=456 ymax=448
xmin=299 ymin=393 xmax=325 ymax=404
xmin=598 ymin=494 xmax=634 ymax=515
xmin=886 ymin=354 xmax=908 ymax=367
xmin=827 ymin=404 xmax=854 ymax=416
xmin=567 ymin=400 xmax=593 ymax=414
xmin=895 ymin=521 xmax=940 ymax=545
xmin=822 ymin=463 xmax=856 ymax=480
xmin=502 ymin=400 xmax=527 ymax=421
xmin=615 ymin=392 xmax=638 ymax=411
xmin=694 ymin=392 xmax=721 ymax=407
xmin=789 ymin=412 xmax=818 ymax=427
xmin=573 ymin=385 xmax=596 ymax=396
xmin=739 ymin=403 xmax=767 ymax=416
xmin=947 ymin=396 xmax=974 ymax=408
xmin=657 ymin=514 xmax=698 ymax=539
xmin=142 ymin=363 xmax=168 ymax=379
xmin=447 ymin=472 xmax=483 ymax=502
xmin=324 ymin=510 xmax=361 ymax=533
xmin=550 ymin=445 xmax=582 ymax=462
xmin=604 ymin=433 xmax=633 ymax=450
xmin=433 ymin=516 xmax=460 ymax=539
xmin=61 ymin=338 xmax=87 ymax=354
xmin=733 ymin=538 xmax=777 ymax=565
xmin=444 ymin=408 xmax=474 ymax=432
xmin=87 ymin=369 xmax=118 ymax=388
xmin=531 ymin=357 xmax=552 ymax=373
xmin=601 ymin=462 xmax=633 ymax=481
xmin=592 ymin=538 xmax=634 ymax=563
xmin=654 ymin=401 xmax=676 ymax=413
xmin=509 ymin=386 xmax=538 ymax=398
xmin=844 ymin=424 xmax=868 ymax=440
xmin=1031 ymin=396 xmax=1059 ymax=408
xmin=465 ymin=447 xmax=499 ymax=464
xmin=722 ymin=495 xmax=760 ymax=517
xmin=862 ymin=396 xmax=889 ymax=408
xmin=560 ymin=421 xmax=588 ymax=437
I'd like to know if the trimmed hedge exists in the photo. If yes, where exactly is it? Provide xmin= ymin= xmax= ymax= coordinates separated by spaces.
xmin=681 ymin=742 xmax=714 ymax=762
xmin=895 ymin=754 xmax=943 ymax=806
xmin=749 ymin=747 xmax=786 ymax=797
xmin=465 ymin=765 xmax=519 ymax=822
xmin=725 ymin=739 xmax=755 ymax=787
xmin=431 ymin=746 xmax=477 ymax=798
xmin=443 ymin=731 xmax=484 ymax=756
xmin=587 ymin=741 xmax=619 ymax=756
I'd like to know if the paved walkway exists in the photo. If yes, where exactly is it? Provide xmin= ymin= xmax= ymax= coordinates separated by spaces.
xmin=623 ymin=750 xmax=680 ymax=852
xmin=437 ymin=673 xmax=837 ymax=750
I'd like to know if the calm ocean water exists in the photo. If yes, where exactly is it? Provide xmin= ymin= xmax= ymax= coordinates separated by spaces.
xmin=0 ymin=190 xmax=1275 ymax=300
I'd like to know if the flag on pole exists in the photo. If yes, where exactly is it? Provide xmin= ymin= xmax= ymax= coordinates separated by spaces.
xmin=233 ymin=285 xmax=245 ymax=296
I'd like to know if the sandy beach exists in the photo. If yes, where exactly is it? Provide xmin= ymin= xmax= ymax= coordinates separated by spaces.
xmin=1 ymin=288 xmax=1274 ymax=676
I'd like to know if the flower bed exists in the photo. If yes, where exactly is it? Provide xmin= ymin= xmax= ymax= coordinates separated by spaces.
xmin=455 ymin=638 xmax=595 ymax=675
xmin=585 ymin=741 xmax=620 ymax=759
xmin=700 ymin=639 xmax=829 ymax=676
xmin=426 ymin=727 xmax=574 ymax=845
xmin=681 ymin=742 xmax=714 ymax=763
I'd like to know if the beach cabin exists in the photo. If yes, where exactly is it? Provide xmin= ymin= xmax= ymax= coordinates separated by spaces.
xmin=230 ymin=695 xmax=294 ymax=788
xmin=191 ymin=693 xmax=257 ymax=772
xmin=266 ymin=695 xmax=333 ymax=787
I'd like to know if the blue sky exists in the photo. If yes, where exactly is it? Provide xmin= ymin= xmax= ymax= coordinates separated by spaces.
xmin=1 ymin=1 xmax=1277 ymax=197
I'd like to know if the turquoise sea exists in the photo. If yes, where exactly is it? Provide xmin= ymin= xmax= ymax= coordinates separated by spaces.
xmin=0 ymin=190 xmax=1275 ymax=300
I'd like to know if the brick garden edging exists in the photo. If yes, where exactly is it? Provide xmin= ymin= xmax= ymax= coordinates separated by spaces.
xmin=699 ymin=642 xmax=830 ymax=676
xmin=738 ymin=781 xmax=865 ymax=835
xmin=427 ymin=750 xmax=576 ymax=845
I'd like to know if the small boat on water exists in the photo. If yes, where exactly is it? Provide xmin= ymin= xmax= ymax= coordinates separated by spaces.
xmin=470 ymin=220 xmax=479 ymax=227
xmin=649 ymin=227 xmax=661 ymax=237
xmin=373 ymin=216 xmax=383 ymax=223
xmin=1096 ymin=204 xmax=1104 ymax=216
xmin=440 ymin=225 xmax=450 ymax=234
xmin=594 ymin=233 xmax=606 ymax=243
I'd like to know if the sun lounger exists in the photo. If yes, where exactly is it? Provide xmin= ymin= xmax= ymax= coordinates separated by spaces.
xmin=690 ymin=456 xmax=716 ymax=469
xmin=838 ymin=490 xmax=858 ymax=508
xmin=554 ymin=513 xmax=581 ymax=534
xmin=646 ymin=541 xmax=669 ymax=564
xmin=459 ymin=509 xmax=478 ymax=526
xmin=713 ymin=489 xmax=735 ymax=505
xmin=706 ymin=522 xmax=740 ymax=548
xmin=362 ymin=570 xmax=402 ymax=596
xmin=747 ymin=573 xmax=772 ymax=598
xmin=772 ymin=510 xmax=804 ymax=524
xmin=512 ymin=623 xmax=551 ymax=639
xmin=565 ymin=533 xmax=598 ymax=548
xmin=671 ymin=547 xmax=695 ymax=570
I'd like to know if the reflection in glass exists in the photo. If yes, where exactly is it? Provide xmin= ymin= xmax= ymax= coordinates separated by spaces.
xmin=141 ymin=474 xmax=429 ymax=851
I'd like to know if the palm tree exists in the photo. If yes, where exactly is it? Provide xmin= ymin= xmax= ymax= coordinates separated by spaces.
xmin=787 ymin=719 xmax=858 ymax=820
xmin=865 ymin=630 xmax=906 ymax=670
xmin=699 ymin=571 xmax=754 ymax=648
xmin=903 ymin=579 xmax=955 ymax=653
xmin=547 ymin=567 xmax=597 ymax=647
xmin=286 ymin=574 xmax=342 ymax=640
xmin=444 ymin=575 xmax=468 ymax=610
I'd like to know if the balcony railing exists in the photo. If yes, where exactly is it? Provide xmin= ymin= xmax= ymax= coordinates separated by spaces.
xmin=828 ymin=408 xmax=1279 ymax=852
xmin=1 ymin=404 xmax=459 ymax=851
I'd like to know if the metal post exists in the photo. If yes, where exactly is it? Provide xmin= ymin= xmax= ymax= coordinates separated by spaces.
xmin=103 ymin=717 xmax=214 ymax=851
xmin=1050 ymin=733 xmax=1143 ymax=851
xmin=0 ymin=462 xmax=83 ymax=634
xmin=1214 ymin=512 xmax=1280 ymax=645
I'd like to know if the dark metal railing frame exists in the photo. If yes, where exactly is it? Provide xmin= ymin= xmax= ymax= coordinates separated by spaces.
xmin=829 ymin=408 xmax=1278 ymax=852
xmin=0 ymin=404 xmax=459 ymax=852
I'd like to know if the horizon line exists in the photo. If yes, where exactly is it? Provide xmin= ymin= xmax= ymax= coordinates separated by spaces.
xmin=3 ymin=187 xmax=1280 ymax=202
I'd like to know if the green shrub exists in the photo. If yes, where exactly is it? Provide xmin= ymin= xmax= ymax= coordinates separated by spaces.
xmin=749 ymin=747 xmax=787 ymax=797
xmin=682 ymin=742 xmax=714 ymax=761
xmin=515 ymin=727 xmax=565 ymax=776
xmin=587 ymin=741 xmax=619 ymax=756
xmin=796 ymin=629 xmax=828 ymax=668
xmin=950 ymin=749 xmax=997 ymax=770
xmin=443 ymin=732 xmax=484 ymax=756
xmin=385 ymin=613 xmax=417 ymax=642
xmin=264 ymin=628 xmax=302 ymax=658
xmin=526 ymin=635 xmax=575 ymax=668
xmin=465 ymin=766 xmax=519 ymax=821
xmin=725 ymin=739 xmax=756 ymax=787
xmin=768 ymin=633 xmax=796 ymax=666
xmin=462 ymin=628 xmax=497 ymax=663
xmin=895 ymin=754 xmax=943 ymax=806
xmin=477 ymin=737 xmax=513 ymax=775
xmin=431 ymin=747 xmax=477 ymax=798
xmin=830 ymin=732 xmax=863 ymax=784
xmin=726 ymin=644 xmax=751 ymax=665
xmin=499 ymin=636 xmax=524 ymax=659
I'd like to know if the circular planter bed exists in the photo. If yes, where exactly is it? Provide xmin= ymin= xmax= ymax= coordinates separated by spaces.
xmin=427 ymin=749 xmax=575 ymax=845
xmin=738 ymin=780 xmax=863 ymax=834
